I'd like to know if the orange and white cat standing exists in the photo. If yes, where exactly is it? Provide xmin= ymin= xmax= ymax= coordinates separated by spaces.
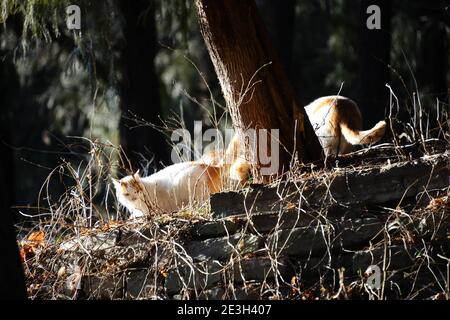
xmin=305 ymin=95 xmax=386 ymax=156
xmin=112 ymin=162 xmax=222 ymax=218
xmin=113 ymin=95 xmax=386 ymax=217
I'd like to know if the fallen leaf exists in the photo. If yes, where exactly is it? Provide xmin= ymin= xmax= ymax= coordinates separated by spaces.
xmin=19 ymin=231 xmax=46 ymax=262
xmin=27 ymin=231 xmax=45 ymax=244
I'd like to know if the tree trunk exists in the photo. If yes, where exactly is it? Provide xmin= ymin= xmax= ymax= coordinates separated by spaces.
xmin=0 ymin=48 xmax=27 ymax=299
xmin=358 ymin=0 xmax=392 ymax=128
xmin=255 ymin=0 xmax=296 ymax=81
xmin=419 ymin=15 xmax=449 ymax=108
xmin=195 ymin=0 xmax=323 ymax=181
xmin=119 ymin=0 xmax=168 ymax=172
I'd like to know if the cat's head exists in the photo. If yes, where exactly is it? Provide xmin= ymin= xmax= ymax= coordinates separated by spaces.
xmin=112 ymin=170 xmax=144 ymax=204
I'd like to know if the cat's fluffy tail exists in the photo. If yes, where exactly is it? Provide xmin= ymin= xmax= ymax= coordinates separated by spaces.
xmin=340 ymin=120 xmax=386 ymax=145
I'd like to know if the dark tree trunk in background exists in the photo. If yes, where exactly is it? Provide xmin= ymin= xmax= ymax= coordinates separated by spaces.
xmin=0 ymin=52 xmax=27 ymax=300
xmin=195 ymin=0 xmax=323 ymax=181
xmin=119 ymin=0 xmax=168 ymax=172
xmin=255 ymin=0 xmax=296 ymax=81
xmin=358 ymin=0 xmax=391 ymax=128
xmin=420 ymin=20 xmax=449 ymax=106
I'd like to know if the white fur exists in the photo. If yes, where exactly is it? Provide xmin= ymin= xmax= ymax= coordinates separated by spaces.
xmin=305 ymin=96 xmax=343 ymax=155
xmin=113 ymin=162 xmax=212 ymax=216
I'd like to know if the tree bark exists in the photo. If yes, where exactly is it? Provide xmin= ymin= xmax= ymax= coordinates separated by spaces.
xmin=119 ymin=0 xmax=168 ymax=171
xmin=358 ymin=0 xmax=392 ymax=128
xmin=195 ymin=0 xmax=323 ymax=181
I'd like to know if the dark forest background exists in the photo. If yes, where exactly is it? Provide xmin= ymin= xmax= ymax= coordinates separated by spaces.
xmin=0 ymin=0 xmax=448 ymax=220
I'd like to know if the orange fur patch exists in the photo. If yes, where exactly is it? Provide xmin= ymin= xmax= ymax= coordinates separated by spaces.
xmin=204 ymin=165 xmax=223 ymax=194
xmin=312 ymin=97 xmax=363 ymax=138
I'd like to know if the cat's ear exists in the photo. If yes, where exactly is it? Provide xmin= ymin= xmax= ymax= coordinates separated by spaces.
xmin=133 ymin=170 xmax=141 ymax=183
xmin=112 ymin=178 xmax=121 ymax=189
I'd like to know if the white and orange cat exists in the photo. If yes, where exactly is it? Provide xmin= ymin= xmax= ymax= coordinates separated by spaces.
xmin=114 ymin=95 xmax=386 ymax=217
xmin=112 ymin=136 xmax=249 ymax=217
xmin=305 ymin=95 xmax=386 ymax=156
xmin=112 ymin=162 xmax=222 ymax=218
